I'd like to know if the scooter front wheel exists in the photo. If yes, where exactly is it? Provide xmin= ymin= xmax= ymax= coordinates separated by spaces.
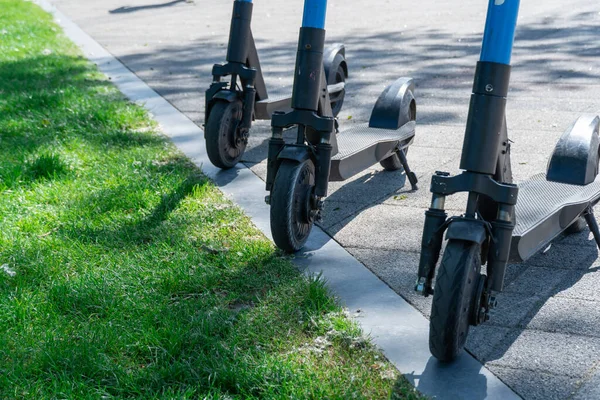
xmin=205 ymin=99 xmax=246 ymax=169
xmin=270 ymin=159 xmax=316 ymax=253
xmin=429 ymin=239 xmax=482 ymax=362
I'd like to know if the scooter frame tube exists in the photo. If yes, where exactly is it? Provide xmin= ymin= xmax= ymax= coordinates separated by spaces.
xmin=480 ymin=0 xmax=520 ymax=64
xmin=302 ymin=0 xmax=327 ymax=29
xmin=460 ymin=0 xmax=519 ymax=176
xmin=226 ymin=0 xmax=254 ymax=64
xmin=292 ymin=0 xmax=328 ymax=112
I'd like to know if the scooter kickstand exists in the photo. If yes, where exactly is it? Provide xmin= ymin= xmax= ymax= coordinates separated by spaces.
xmin=583 ymin=208 xmax=600 ymax=250
xmin=397 ymin=149 xmax=418 ymax=191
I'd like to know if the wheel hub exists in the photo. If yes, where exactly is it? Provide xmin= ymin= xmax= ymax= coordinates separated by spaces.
xmin=296 ymin=184 xmax=314 ymax=224
xmin=470 ymin=274 xmax=488 ymax=326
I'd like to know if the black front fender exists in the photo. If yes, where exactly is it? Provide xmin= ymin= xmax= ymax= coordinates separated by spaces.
xmin=277 ymin=146 xmax=312 ymax=164
xmin=212 ymin=90 xmax=239 ymax=103
xmin=446 ymin=220 xmax=487 ymax=245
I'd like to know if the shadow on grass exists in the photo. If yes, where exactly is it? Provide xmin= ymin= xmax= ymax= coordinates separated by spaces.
xmin=59 ymin=169 xmax=206 ymax=248
xmin=0 ymin=54 xmax=166 ymax=190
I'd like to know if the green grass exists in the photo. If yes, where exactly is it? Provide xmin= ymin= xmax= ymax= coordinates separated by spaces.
xmin=0 ymin=1 xmax=424 ymax=398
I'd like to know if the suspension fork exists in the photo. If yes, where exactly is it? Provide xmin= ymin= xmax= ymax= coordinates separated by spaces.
xmin=266 ymin=0 xmax=334 ymax=198
xmin=416 ymin=0 xmax=521 ymax=298
xmin=416 ymin=188 xmax=448 ymax=296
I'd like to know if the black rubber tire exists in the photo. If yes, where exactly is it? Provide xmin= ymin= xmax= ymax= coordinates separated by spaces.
xmin=380 ymin=148 xmax=409 ymax=171
xmin=329 ymin=63 xmax=346 ymax=118
xmin=429 ymin=239 xmax=482 ymax=362
xmin=566 ymin=217 xmax=587 ymax=234
xmin=270 ymin=159 xmax=315 ymax=253
xmin=205 ymin=99 xmax=246 ymax=169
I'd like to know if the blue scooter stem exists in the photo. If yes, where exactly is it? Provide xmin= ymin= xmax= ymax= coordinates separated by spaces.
xmin=480 ymin=0 xmax=520 ymax=65
xmin=236 ymin=0 xmax=252 ymax=2
xmin=302 ymin=0 xmax=327 ymax=29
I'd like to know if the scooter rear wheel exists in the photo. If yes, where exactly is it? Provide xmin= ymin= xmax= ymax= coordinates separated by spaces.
xmin=330 ymin=64 xmax=346 ymax=117
xmin=429 ymin=239 xmax=482 ymax=362
xmin=380 ymin=148 xmax=409 ymax=171
xmin=566 ymin=217 xmax=587 ymax=234
xmin=270 ymin=159 xmax=315 ymax=253
xmin=205 ymin=99 xmax=246 ymax=169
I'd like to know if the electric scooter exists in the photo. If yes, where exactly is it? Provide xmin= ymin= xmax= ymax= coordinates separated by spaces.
xmin=265 ymin=0 xmax=419 ymax=253
xmin=415 ymin=0 xmax=600 ymax=362
xmin=205 ymin=0 xmax=348 ymax=169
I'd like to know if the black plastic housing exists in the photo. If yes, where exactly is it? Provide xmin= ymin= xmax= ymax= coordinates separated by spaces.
xmin=240 ymin=86 xmax=256 ymax=131
xmin=226 ymin=1 xmax=253 ymax=63
xmin=417 ymin=208 xmax=448 ymax=294
xmin=460 ymin=62 xmax=511 ymax=175
xmin=430 ymin=171 xmax=518 ymax=206
xmin=266 ymin=136 xmax=285 ymax=191
xmin=446 ymin=219 xmax=488 ymax=244
xmin=315 ymin=142 xmax=332 ymax=197
xmin=291 ymin=27 xmax=326 ymax=112
xmin=487 ymin=217 xmax=514 ymax=292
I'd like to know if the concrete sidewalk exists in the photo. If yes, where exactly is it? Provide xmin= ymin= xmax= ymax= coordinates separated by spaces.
xmin=48 ymin=1 xmax=600 ymax=398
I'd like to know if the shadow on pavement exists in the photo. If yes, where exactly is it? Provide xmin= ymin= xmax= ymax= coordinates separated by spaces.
xmin=109 ymin=0 xmax=188 ymax=14
xmin=402 ymin=354 xmax=490 ymax=400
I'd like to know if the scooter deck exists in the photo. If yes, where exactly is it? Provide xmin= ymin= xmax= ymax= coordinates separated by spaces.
xmin=511 ymin=173 xmax=600 ymax=262
xmin=329 ymin=121 xmax=415 ymax=181
xmin=255 ymin=82 xmax=346 ymax=120
xmin=255 ymin=91 xmax=292 ymax=120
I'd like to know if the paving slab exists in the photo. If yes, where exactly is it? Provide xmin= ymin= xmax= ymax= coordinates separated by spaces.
xmin=414 ymin=125 xmax=563 ymax=156
xmin=466 ymin=326 xmax=519 ymax=363
xmin=317 ymin=200 xmax=372 ymax=230
xmin=554 ymin=268 xmax=600 ymax=303
xmin=44 ymin=0 xmax=600 ymax=398
xmin=527 ymin=297 xmax=600 ymax=337
xmin=488 ymin=330 xmax=600 ymax=377
xmin=572 ymin=368 xmax=600 ymax=400
xmin=526 ymin=243 xmax=600 ymax=270
xmin=487 ymin=366 xmax=579 ymax=400
xmin=485 ymin=293 xmax=543 ymax=329
xmin=330 ymin=205 xmax=426 ymax=252
xmin=346 ymin=248 xmax=433 ymax=317
xmin=503 ymin=266 xmax=578 ymax=297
